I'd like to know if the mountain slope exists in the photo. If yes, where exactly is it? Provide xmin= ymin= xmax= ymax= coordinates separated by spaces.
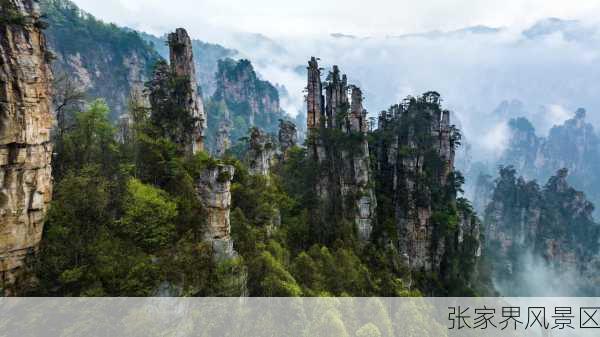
xmin=42 ymin=0 xmax=161 ymax=119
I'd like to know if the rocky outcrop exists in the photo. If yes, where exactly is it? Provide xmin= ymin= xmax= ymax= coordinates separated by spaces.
xmin=214 ymin=119 xmax=231 ymax=158
xmin=484 ymin=166 xmax=600 ymax=295
xmin=499 ymin=109 xmax=600 ymax=216
xmin=472 ymin=172 xmax=494 ymax=215
xmin=0 ymin=0 xmax=54 ymax=290
xmin=197 ymin=164 xmax=235 ymax=256
xmin=373 ymin=92 xmax=476 ymax=274
xmin=305 ymin=57 xmax=376 ymax=241
xmin=168 ymin=28 xmax=206 ymax=154
xmin=246 ymin=127 xmax=274 ymax=177
xmin=147 ymin=28 xmax=206 ymax=155
xmin=138 ymin=31 xmax=236 ymax=99
xmin=211 ymin=59 xmax=284 ymax=140
xmin=278 ymin=119 xmax=297 ymax=158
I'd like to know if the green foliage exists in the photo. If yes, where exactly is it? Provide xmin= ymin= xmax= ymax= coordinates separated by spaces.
xmin=32 ymin=85 xmax=483 ymax=297
xmin=0 ymin=0 xmax=26 ymax=25
xmin=53 ymin=99 xmax=119 ymax=180
xmin=119 ymin=179 xmax=177 ymax=252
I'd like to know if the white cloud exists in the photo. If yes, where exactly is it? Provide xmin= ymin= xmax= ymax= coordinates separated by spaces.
xmin=481 ymin=121 xmax=510 ymax=155
xmin=71 ymin=0 xmax=600 ymax=38
xmin=68 ymin=0 xmax=600 ymax=160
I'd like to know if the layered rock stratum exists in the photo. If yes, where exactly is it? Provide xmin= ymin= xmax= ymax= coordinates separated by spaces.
xmin=0 ymin=0 xmax=54 ymax=290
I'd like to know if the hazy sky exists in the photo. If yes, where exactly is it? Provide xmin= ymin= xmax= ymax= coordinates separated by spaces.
xmin=71 ymin=0 xmax=600 ymax=39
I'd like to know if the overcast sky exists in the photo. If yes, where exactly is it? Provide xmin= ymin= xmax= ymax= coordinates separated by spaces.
xmin=71 ymin=0 xmax=600 ymax=40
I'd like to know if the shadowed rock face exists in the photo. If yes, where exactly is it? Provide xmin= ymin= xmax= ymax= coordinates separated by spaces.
xmin=246 ymin=127 xmax=274 ymax=178
xmin=167 ymin=28 xmax=206 ymax=154
xmin=0 ymin=0 xmax=54 ymax=290
xmin=306 ymin=57 xmax=377 ymax=241
xmin=278 ymin=120 xmax=297 ymax=158
xmin=484 ymin=167 xmax=600 ymax=295
xmin=374 ymin=93 xmax=463 ymax=271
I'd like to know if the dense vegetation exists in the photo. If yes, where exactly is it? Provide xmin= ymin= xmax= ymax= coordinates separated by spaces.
xmin=0 ymin=0 xmax=27 ymax=25
xmin=484 ymin=166 xmax=600 ymax=295
xmin=370 ymin=94 xmax=491 ymax=296
xmin=23 ymin=91 xmax=495 ymax=296
xmin=20 ymin=95 xmax=417 ymax=296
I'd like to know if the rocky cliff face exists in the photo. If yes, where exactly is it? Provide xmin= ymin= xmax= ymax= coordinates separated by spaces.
xmin=139 ymin=31 xmax=236 ymax=99
xmin=0 ymin=0 xmax=54 ymax=291
xmin=278 ymin=119 xmax=297 ymax=158
xmin=213 ymin=59 xmax=281 ymax=128
xmin=41 ymin=0 xmax=160 ymax=120
xmin=498 ymin=109 xmax=600 ymax=216
xmin=147 ymin=28 xmax=206 ymax=154
xmin=372 ymin=92 xmax=479 ymax=275
xmin=197 ymin=164 xmax=235 ymax=256
xmin=207 ymin=58 xmax=285 ymax=152
xmin=168 ymin=28 xmax=206 ymax=153
xmin=484 ymin=166 xmax=600 ymax=295
xmin=305 ymin=57 xmax=376 ymax=241
xmin=246 ymin=127 xmax=274 ymax=177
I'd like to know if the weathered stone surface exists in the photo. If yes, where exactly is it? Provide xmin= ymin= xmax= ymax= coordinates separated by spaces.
xmin=197 ymin=164 xmax=235 ymax=255
xmin=246 ymin=127 xmax=274 ymax=177
xmin=214 ymin=123 xmax=231 ymax=158
xmin=278 ymin=119 xmax=297 ymax=157
xmin=374 ymin=93 xmax=466 ymax=272
xmin=168 ymin=28 xmax=206 ymax=154
xmin=305 ymin=57 xmax=377 ymax=241
xmin=0 ymin=0 xmax=54 ymax=290
xmin=306 ymin=57 xmax=323 ymax=130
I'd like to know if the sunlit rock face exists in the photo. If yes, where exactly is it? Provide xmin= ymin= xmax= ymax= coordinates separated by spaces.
xmin=0 ymin=0 xmax=54 ymax=291
xmin=197 ymin=164 xmax=236 ymax=256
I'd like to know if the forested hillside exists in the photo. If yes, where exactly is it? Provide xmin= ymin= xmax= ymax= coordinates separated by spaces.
xmin=42 ymin=0 xmax=161 ymax=120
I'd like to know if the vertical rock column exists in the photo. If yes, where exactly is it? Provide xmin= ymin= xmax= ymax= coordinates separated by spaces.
xmin=305 ymin=57 xmax=377 ymax=241
xmin=346 ymin=87 xmax=376 ymax=240
xmin=306 ymin=57 xmax=324 ymax=130
xmin=246 ymin=127 xmax=274 ymax=177
xmin=197 ymin=164 xmax=235 ymax=256
xmin=168 ymin=28 xmax=206 ymax=154
xmin=0 ymin=0 xmax=54 ymax=288
xmin=278 ymin=120 xmax=297 ymax=159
